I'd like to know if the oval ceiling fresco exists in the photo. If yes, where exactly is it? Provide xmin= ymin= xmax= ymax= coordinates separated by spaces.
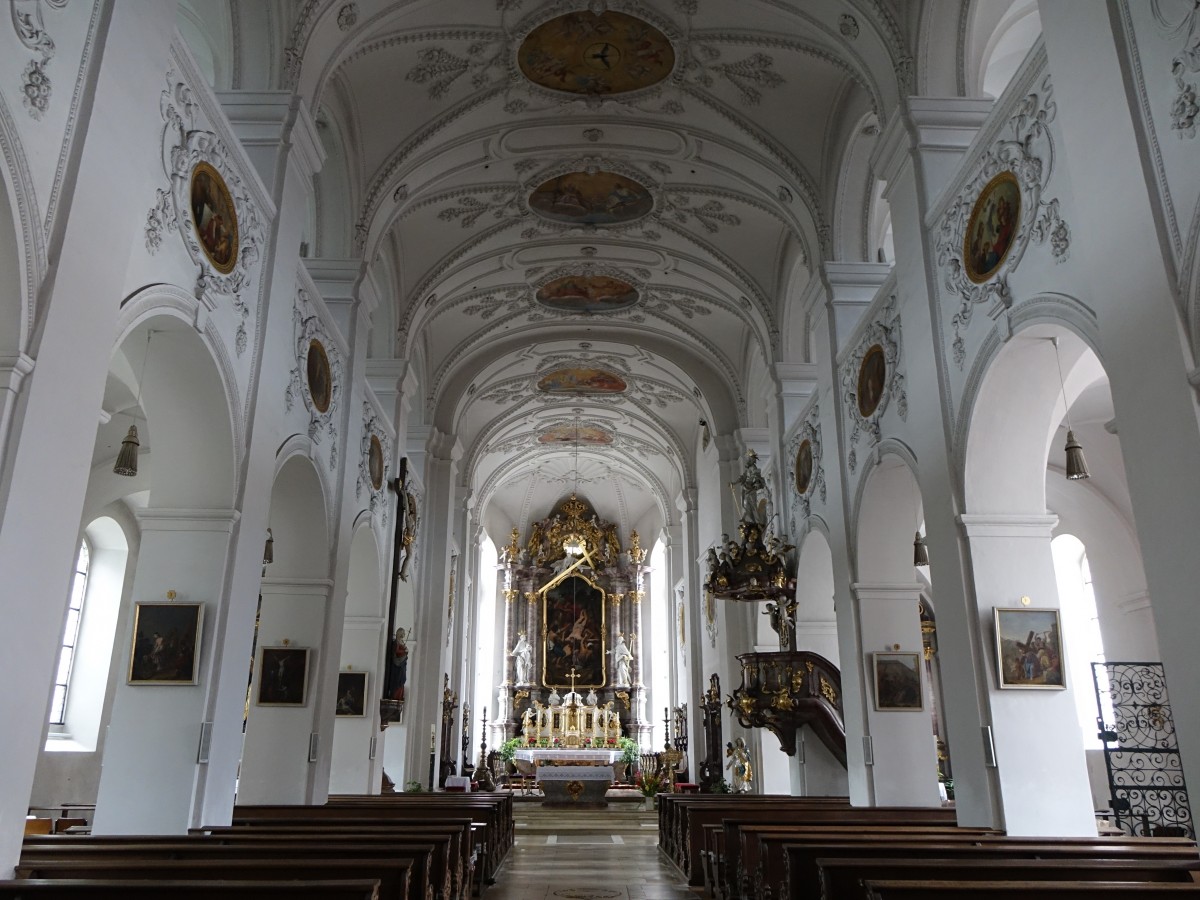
xmin=538 ymin=425 xmax=614 ymax=445
xmin=536 ymin=274 xmax=640 ymax=314
xmin=518 ymin=11 xmax=675 ymax=97
xmin=529 ymin=171 xmax=654 ymax=226
xmin=537 ymin=367 xmax=628 ymax=394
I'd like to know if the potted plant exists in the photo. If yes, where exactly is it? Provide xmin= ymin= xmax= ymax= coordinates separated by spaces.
xmin=616 ymin=736 xmax=639 ymax=783
xmin=635 ymin=770 xmax=666 ymax=809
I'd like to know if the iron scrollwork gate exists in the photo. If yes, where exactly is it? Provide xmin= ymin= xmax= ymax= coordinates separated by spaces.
xmin=1092 ymin=661 xmax=1193 ymax=838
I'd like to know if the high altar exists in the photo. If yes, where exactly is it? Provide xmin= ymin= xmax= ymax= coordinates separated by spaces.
xmin=491 ymin=493 xmax=652 ymax=753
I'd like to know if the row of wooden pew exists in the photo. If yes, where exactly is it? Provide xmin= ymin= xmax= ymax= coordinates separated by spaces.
xmin=3 ymin=791 xmax=512 ymax=899
xmin=658 ymin=794 xmax=1200 ymax=900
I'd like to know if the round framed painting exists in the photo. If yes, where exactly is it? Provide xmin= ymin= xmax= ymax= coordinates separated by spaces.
xmin=857 ymin=344 xmax=887 ymax=418
xmin=963 ymin=170 xmax=1021 ymax=284
xmin=306 ymin=338 xmax=332 ymax=414
xmin=189 ymin=160 xmax=239 ymax=274
xmin=795 ymin=439 xmax=813 ymax=495
xmin=368 ymin=434 xmax=385 ymax=491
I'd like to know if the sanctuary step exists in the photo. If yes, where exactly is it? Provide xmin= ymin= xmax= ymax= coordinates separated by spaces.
xmin=514 ymin=803 xmax=658 ymax=838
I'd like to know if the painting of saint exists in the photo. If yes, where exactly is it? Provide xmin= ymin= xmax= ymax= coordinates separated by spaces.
xmin=538 ymin=425 xmax=614 ymax=445
xmin=536 ymin=274 xmax=640 ymax=313
xmin=256 ymin=647 xmax=310 ymax=706
xmin=873 ymin=652 xmax=923 ymax=710
xmin=537 ymin=367 xmax=628 ymax=394
xmin=189 ymin=161 xmax=238 ymax=274
xmin=964 ymin=171 xmax=1021 ymax=283
xmin=856 ymin=344 xmax=887 ymax=418
xmin=994 ymin=607 xmax=1066 ymax=689
xmin=368 ymin=434 xmax=385 ymax=490
xmin=542 ymin=575 xmax=606 ymax=688
xmin=335 ymin=671 xmax=368 ymax=717
xmin=794 ymin=439 xmax=813 ymax=495
xmin=528 ymin=171 xmax=654 ymax=226
xmin=518 ymin=11 xmax=675 ymax=97
xmin=306 ymin=339 xmax=332 ymax=413
xmin=128 ymin=602 xmax=204 ymax=684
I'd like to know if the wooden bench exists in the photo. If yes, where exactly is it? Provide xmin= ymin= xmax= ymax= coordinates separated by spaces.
xmin=818 ymin=856 xmax=1200 ymax=900
xmin=783 ymin=839 xmax=1200 ymax=900
xmin=862 ymin=880 xmax=1200 ymax=899
xmin=0 ymin=879 xmax=381 ymax=899
xmin=14 ymin=858 xmax=414 ymax=900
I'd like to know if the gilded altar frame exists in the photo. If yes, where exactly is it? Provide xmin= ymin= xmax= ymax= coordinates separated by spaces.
xmin=540 ymin=568 xmax=607 ymax=689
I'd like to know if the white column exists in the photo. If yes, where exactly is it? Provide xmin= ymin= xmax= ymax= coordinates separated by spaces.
xmin=1038 ymin=0 xmax=1200 ymax=813
xmin=960 ymin=515 xmax=1095 ymax=835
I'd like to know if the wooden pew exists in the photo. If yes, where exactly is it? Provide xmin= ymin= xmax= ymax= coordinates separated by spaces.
xmin=862 ymin=880 xmax=1200 ymax=899
xmin=14 ymin=859 xmax=415 ymax=900
xmin=0 ymin=879 xmax=382 ymax=899
xmin=782 ymin=839 xmax=1200 ymax=900
xmin=818 ymin=856 xmax=1200 ymax=900
xmin=21 ymin=839 xmax=435 ymax=900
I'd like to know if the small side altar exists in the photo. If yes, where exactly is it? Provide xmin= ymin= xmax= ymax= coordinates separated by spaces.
xmin=514 ymin=749 xmax=622 ymax=766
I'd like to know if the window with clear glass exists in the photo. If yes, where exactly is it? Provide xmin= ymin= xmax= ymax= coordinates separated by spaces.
xmin=1052 ymin=533 xmax=1112 ymax=748
xmin=49 ymin=541 xmax=90 ymax=726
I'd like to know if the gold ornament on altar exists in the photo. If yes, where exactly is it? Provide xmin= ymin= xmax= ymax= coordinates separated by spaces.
xmin=525 ymin=494 xmax=622 ymax=568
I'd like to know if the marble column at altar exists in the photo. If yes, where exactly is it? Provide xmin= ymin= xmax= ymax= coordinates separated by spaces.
xmin=525 ymin=590 xmax=540 ymax=692
xmin=629 ymin=531 xmax=652 ymax=746
xmin=608 ymin=592 xmax=624 ymax=687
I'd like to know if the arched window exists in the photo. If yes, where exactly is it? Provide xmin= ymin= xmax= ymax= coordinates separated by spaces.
xmin=49 ymin=540 xmax=90 ymax=726
xmin=1052 ymin=533 xmax=1112 ymax=748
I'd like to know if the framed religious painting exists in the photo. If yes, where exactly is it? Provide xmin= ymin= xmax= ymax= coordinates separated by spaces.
xmin=872 ymin=652 xmax=923 ymax=711
xmin=994 ymin=607 xmax=1066 ymax=689
xmin=857 ymin=344 xmax=887 ymax=418
xmin=306 ymin=339 xmax=332 ymax=413
xmin=964 ymin=170 xmax=1021 ymax=283
xmin=256 ymin=646 xmax=311 ymax=706
xmin=542 ymin=573 xmax=607 ymax=689
xmin=128 ymin=602 xmax=204 ymax=684
xmin=335 ymin=671 xmax=369 ymax=717
xmin=368 ymin=434 xmax=385 ymax=491
xmin=794 ymin=438 xmax=813 ymax=495
xmin=189 ymin=161 xmax=239 ymax=274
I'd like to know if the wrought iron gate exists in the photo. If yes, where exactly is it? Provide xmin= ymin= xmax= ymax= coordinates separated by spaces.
xmin=1092 ymin=661 xmax=1193 ymax=838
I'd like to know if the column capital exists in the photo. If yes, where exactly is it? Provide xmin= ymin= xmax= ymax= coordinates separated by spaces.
xmin=304 ymin=258 xmax=374 ymax=337
xmin=133 ymin=508 xmax=241 ymax=532
xmin=957 ymin=513 xmax=1058 ymax=539
xmin=850 ymin=582 xmax=924 ymax=602
xmin=216 ymin=90 xmax=326 ymax=181
xmin=821 ymin=261 xmax=893 ymax=351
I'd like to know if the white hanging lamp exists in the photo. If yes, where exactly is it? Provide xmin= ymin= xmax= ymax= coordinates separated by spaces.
xmin=1051 ymin=337 xmax=1090 ymax=481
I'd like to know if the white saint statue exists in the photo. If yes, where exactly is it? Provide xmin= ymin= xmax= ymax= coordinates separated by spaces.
xmin=510 ymin=632 xmax=532 ymax=685
xmin=610 ymin=633 xmax=634 ymax=686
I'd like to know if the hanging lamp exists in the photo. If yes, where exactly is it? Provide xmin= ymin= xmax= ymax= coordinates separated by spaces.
xmin=563 ymin=413 xmax=585 ymax=556
xmin=913 ymin=531 xmax=930 ymax=567
xmin=1051 ymin=337 xmax=1090 ymax=480
xmin=114 ymin=331 xmax=152 ymax=477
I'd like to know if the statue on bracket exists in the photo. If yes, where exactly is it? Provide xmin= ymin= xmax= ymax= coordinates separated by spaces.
xmin=610 ymin=633 xmax=634 ymax=686
xmin=510 ymin=631 xmax=533 ymax=685
xmin=725 ymin=737 xmax=754 ymax=793
xmin=730 ymin=450 xmax=768 ymax=524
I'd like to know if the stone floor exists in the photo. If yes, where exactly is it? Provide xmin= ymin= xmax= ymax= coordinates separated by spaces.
xmin=486 ymin=802 xmax=693 ymax=900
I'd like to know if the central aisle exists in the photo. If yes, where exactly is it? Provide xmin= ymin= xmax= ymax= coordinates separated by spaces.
xmin=488 ymin=801 xmax=692 ymax=900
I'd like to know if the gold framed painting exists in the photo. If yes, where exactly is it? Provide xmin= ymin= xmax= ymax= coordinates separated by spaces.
xmin=256 ymin=646 xmax=311 ymax=706
xmin=189 ymin=160 xmax=239 ymax=274
xmin=335 ymin=671 xmax=369 ymax=717
xmin=857 ymin=344 xmax=887 ymax=418
xmin=795 ymin=439 xmax=813 ymax=495
xmin=306 ymin=339 xmax=332 ymax=413
xmin=994 ymin=607 xmax=1066 ymax=689
xmin=128 ymin=602 xmax=204 ymax=684
xmin=872 ymin=651 xmax=923 ymax=711
xmin=964 ymin=170 xmax=1021 ymax=284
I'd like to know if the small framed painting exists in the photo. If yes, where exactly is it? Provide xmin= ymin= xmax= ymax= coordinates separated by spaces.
xmin=794 ymin=439 xmax=813 ymax=495
xmin=964 ymin=170 xmax=1021 ymax=284
xmin=335 ymin=671 xmax=369 ymax=717
xmin=306 ymin=339 xmax=332 ymax=413
xmin=257 ymin=646 xmax=311 ymax=706
xmin=189 ymin=160 xmax=239 ymax=274
xmin=128 ymin=602 xmax=204 ymax=684
xmin=857 ymin=344 xmax=887 ymax=418
xmin=994 ymin=607 xmax=1066 ymax=689
xmin=873 ymin=652 xmax=923 ymax=711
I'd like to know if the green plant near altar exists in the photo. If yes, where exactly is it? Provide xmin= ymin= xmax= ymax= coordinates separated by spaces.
xmin=617 ymin=736 xmax=639 ymax=766
xmin=635 ymin=770 xmax=666 ymax=797
xmin=498 ymin=737 xmax=522 ymax=762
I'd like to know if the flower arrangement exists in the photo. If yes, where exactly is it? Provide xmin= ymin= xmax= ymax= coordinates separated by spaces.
xmin=605 ymin=736 xmax=617 ymax=746
xmin=635 ymin=771 xmax=666 ymax=798
xmin=499 ymin=738 xmax=523 ymax=762
xmin=552 ymin=736 xmax=563 ymax=747
xmin=582 ymin=737 xmax=593 ymax=748
xmin=616 ymin=736 xmax=639 ymax=766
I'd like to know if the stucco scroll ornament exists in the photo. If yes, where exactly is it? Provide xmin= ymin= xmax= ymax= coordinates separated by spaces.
xmin=144 ymin=74 xmax=265 ymax=356
xmin=935 ymin=76 xmax=1071 ymax=368
xmin=285 ymin=289 xmax=344 ymax=470
xmin=1151 ymin=0 xmax=1200 ymax=138
xmin=357 ymin=401 xmax=394 ymax=522
xmin=10 ymin=0 xmax=67 ymax=119
xmin=840 ymin=295 xmax=907 ymax=475
xmin=788 ymin=403 xmax=826 ymax=530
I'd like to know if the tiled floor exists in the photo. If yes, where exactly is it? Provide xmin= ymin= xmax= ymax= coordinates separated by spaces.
xmin=487 ymin=804 xmax=693 ymax=900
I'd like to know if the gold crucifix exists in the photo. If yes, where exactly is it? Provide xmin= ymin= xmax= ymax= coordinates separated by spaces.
xmin=566 ymin=667 xmax=580 ymax=694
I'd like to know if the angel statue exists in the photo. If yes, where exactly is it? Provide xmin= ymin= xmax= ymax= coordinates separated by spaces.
xmin=725 ymin=737 xmax=754 ymax=793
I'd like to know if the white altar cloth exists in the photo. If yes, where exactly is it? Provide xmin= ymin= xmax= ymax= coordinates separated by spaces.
xmin=535 ymin=765 xmax=614 ymax=781
xmin=514 ymin=749 xmax=621 ymax=765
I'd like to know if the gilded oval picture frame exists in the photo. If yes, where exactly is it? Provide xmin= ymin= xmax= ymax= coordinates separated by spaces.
xmin=368 ymin=434 xmax=385 ymax=491
xmin=857 ymin=344 xmax=887 ymax=418
xmin=189 ymin=160 xmax=239 ymax=274
xmin=964 ymin=170 xmax=1021 ymax=284
xmin=306 ymin=338 xmax=333 ymax=414
xmin=795 ymin=439 xmax=813 ymax=495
